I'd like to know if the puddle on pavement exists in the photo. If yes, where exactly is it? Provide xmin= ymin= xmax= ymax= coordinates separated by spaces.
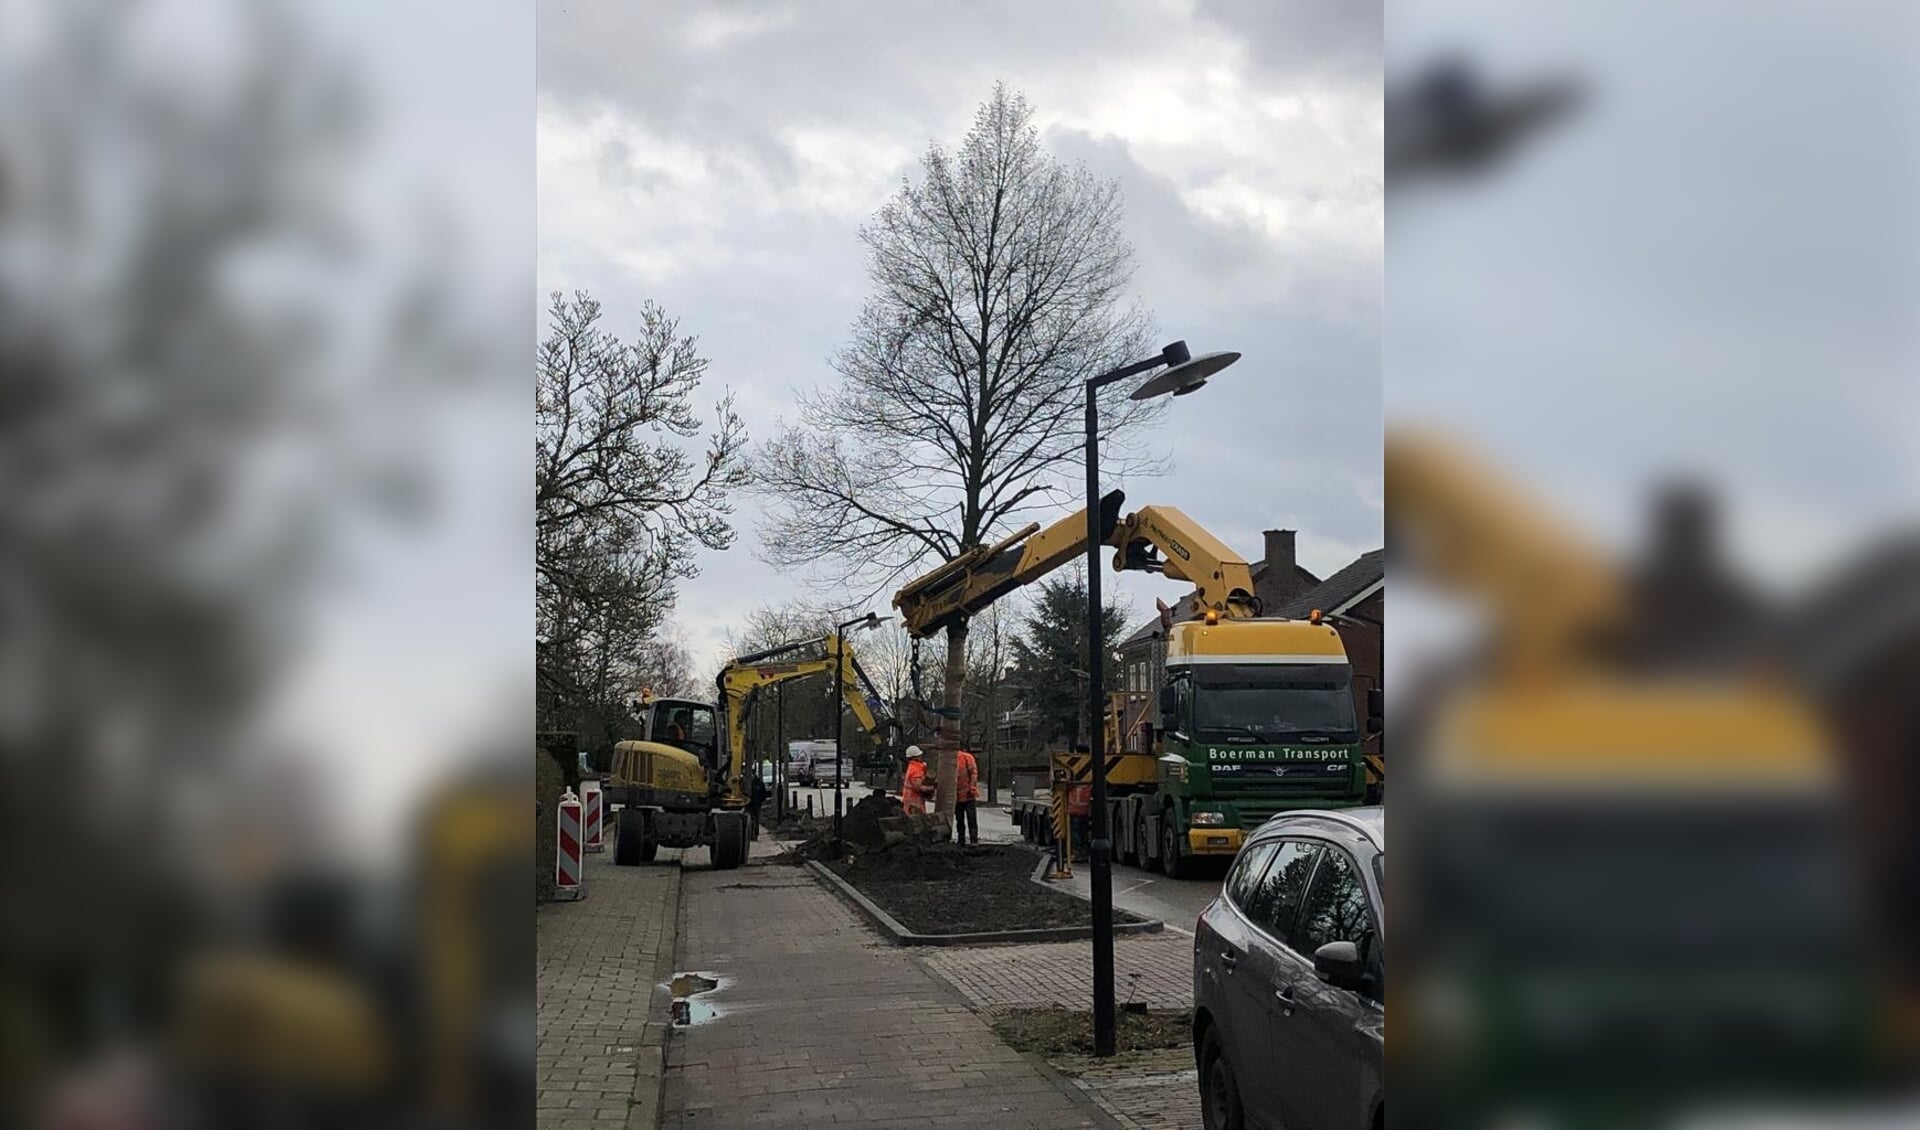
xmin=668 ymin=971 xmax=723 ymax=1027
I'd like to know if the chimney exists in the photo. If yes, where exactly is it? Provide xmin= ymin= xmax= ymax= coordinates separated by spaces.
xmin=1263 ymin=529 xmax=1297 ymax=576
xmin=1651 ymin=481 xmax=1714 ymax=568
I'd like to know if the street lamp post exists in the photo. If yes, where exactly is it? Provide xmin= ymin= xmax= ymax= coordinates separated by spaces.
xmin=834 ymin=611 xmax=888 ymax=854
xmin=1084 ymin=339 xmax=1240 ymax=1057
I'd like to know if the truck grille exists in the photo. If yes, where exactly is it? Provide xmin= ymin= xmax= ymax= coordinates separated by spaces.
xmin=1223 ymin=789 xmax=1362 ymax=829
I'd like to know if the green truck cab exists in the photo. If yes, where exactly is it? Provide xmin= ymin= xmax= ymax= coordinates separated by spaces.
xmin=1112 ymin=617 xmax=1380 ymax=877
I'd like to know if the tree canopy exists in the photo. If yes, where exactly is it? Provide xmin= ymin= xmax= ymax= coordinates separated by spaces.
xmin=751 ymin=84 xmax=1161 ymax=731
xmin=1007 ymin=570 xmax=1131 ymax=750
xmin=536 ymin=290 xmax=746 ymax=744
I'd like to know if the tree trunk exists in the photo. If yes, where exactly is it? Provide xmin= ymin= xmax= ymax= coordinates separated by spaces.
xmin=935 ymin=620 xmax=968 ymax=818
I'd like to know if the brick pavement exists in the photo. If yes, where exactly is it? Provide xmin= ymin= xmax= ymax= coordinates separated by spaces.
xmin=660 ymin=860 xmax=1112 ymax=1129
xmin=537 ymin=846 xmax=683 ymax=1130
xmin=918 ymin=933 xmax=1202 ymax=1129
xmin=918 ymin=932 xmax=1195 ymax=1014
xmin=1056 ymin=1049 xmax=1201 ymax=1130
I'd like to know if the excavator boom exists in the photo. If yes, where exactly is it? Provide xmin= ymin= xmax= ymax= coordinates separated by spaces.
xmin=716 ymin=634 xmax=893 ymax=803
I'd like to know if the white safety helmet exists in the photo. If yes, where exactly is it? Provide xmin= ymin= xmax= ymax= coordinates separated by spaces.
xmin=904 ymin=745 xmax=924 ymax=760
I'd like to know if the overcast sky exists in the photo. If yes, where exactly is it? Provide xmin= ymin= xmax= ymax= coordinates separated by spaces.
xmin=538 ymin=0 xmax=1382 ymax=679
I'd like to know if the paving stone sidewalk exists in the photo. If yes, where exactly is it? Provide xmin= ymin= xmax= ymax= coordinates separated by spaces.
xmin=919 ymin=932 xmax=1202 ymax=1130
xmin=920 ymin=932 xmax=1195 ymax=1014
xmin=660 ymin=860 xmax=1113 ymax=1129
xmin=537 ymin=847 xmax=683 ymax=1130
xmin=1055 ymin=1049 xmax=1201 ymax=1130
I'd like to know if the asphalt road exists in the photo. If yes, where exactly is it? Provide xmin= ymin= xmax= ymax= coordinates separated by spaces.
xmin=977 ymin=801 xmax=1227 ymax=935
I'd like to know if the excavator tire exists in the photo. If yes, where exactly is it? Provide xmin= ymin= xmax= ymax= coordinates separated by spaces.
xmin=711 ymin=811 xmax=748 ymax=870
xmin=615 ymin=807 xmax=655 ymax=866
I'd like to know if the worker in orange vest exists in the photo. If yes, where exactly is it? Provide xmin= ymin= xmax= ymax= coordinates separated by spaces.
xmin=1068 ymin=781 xmax=1093 ymax=855
xmin=899 ymin=746 xmax=935 ymax=815
xmin=954 ymin=748 xmax=981 ymax=845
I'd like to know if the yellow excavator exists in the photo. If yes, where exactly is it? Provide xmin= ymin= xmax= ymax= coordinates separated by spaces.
xmin=895 ymin=491 xmax=1379 ymax=876
xmin=606 ymin=634 xmax=895 ymax=869
xmin=1386 ymin=428 xmax=1901 ymax=1121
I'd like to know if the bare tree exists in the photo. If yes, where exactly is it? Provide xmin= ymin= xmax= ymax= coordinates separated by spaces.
xmin=753 ymin=84 xmax=1161 ymax=729
xmin=537 ymin=290 xmax=747 ymax=736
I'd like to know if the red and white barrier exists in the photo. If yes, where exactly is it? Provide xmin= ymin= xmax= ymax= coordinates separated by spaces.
xmin=555 ymin=787 xmax=585 ymax=900
xmin=581 ymin=779 xmax=605 ymax=853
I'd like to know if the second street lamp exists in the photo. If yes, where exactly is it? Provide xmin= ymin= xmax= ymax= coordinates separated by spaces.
xmin=834 ymin=611 xmax=888 ymax=853
xmin=1084 ymin=339 xmax=1239 ymax=1057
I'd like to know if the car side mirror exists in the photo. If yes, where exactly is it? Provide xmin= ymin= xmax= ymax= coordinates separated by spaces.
xmin=1158 ymin=685 xmax=1177 ymax=725
xmin=1365 ymin=686 xmax=1384 ymax=736
xmin=1312 ymin=940 xmax=1368 ymax=991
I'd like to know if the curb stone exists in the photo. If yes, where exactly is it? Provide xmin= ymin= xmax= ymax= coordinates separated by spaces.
xmin=628 ymin=852 xmax=682 ymax=1130
xmin=805 ymin=858 xmax=1164 ymax=946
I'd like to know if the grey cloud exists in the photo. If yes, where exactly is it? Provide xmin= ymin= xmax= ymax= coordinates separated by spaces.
xmin=541 ymin=0 xmax=1382 ymax=660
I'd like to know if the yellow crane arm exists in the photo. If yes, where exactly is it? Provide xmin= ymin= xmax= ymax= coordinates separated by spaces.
xmin=1109 ymin=504 xmax=1261 ymax=619
xmin=893 ymin=491 xmax=1126 ymax=638
xmin=1385 ymin=427 xmax=1623 ymax=676
xmin=892 ymin=490 xmax=1264 ymax=638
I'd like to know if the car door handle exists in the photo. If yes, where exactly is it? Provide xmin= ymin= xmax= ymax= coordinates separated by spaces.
xmin=1274 ymin=985 xmax=1296 ymax=1016
xmin=1219 ymin=950 xmax=1238 ymax=972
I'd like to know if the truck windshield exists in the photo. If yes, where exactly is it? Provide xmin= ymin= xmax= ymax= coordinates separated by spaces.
xmin=1193 ymin=663 xmax=1357 ymax=740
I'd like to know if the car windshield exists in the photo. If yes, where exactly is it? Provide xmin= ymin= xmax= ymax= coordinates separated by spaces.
xmin=1193 ymin=663 xmax=1357 ymax=740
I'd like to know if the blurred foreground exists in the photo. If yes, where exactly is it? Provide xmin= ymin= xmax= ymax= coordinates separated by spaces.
xmin=1390 ymin=3 xmax=1918 ymax=1125
xmin=0 ymin=2 xmax=529 ymax=1127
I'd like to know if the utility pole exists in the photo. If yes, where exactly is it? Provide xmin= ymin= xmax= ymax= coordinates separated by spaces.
xmin=775 ymin=680 xmax=786 ymax=820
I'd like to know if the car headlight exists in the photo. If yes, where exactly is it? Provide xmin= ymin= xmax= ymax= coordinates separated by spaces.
xmin=1191 ymin=811 xmax=1226 ymax=827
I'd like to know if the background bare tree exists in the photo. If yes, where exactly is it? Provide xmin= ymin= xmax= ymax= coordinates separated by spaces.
xmin=754 ymin=84 xmax=1161 ymax=735
xmin=632 ymin=630 xmax=701 ymax=701
xmin=537 ymin=290 xmax=747 ymax=747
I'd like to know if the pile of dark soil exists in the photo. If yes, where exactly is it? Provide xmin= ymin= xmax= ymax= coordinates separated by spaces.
xmin=782 ymin=791 xmax=950 ymax=862
xmin=991 ymin=1006 xmax=1192 ymax=1057
xmin=762 ymin=811 xmax=829 ymax=840
xmin=828 ymin=843 xmax=1146 ymax=935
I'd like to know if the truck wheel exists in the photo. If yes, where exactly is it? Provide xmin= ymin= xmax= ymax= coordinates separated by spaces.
xmin=1161 ymin=818 xmax=1188 ymax=880
xmin=711 ymin=812 xmax=748 ymax=870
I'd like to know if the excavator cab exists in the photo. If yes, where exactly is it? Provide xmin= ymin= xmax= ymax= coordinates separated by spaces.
xmin=635 ymin=698 xmax=718 ymax=773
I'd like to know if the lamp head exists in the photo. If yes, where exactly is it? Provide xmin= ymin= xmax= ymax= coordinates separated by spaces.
xmin=1131 ymin=349 xmax=1241 ymax=400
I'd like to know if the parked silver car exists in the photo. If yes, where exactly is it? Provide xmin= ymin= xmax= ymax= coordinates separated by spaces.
xmin=1193 ymin=807 xmax=1384 ymax=1130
